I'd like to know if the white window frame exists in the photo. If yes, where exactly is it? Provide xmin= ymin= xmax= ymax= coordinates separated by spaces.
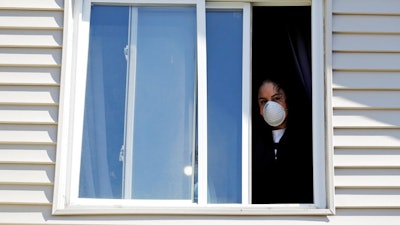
xmin=53 ymin=0 xmax=334 ymax=215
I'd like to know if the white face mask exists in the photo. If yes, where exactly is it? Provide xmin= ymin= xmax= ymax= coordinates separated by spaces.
xmin=263 ymin=101 xmax=286 ymax=127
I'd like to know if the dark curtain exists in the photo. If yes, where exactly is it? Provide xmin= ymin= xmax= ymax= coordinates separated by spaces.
xmin=286 ymin=12 xmax=312 ymax=106
xmin=252 ymin=6 xmax=312 ymax=118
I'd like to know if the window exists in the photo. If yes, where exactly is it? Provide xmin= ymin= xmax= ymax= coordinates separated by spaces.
xmin=54 ymin=0 xmax=333 ymax=215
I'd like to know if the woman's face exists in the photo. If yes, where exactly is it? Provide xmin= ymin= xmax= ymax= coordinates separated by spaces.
xmin=258 ymin=81 xmax=288 ymax=128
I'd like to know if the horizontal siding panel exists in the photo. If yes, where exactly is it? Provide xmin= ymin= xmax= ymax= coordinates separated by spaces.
xmin=0 ymin=205 xmax=50 ymax=224
xmin=333 ymin=209 xmax=400 ymax=225
xmin=0 ymin=48 xmax=61 ymax=66
xmin=0 ymin=67 xmax=60 ymax=85
xmin=0 ymin=0 xmax=63 ymax=10
xmin=333 ymin=129 xmax=400 ymax=147
xmin=0 ymin=29 xmax=62 ymax=47
xmin=0 ymin=86 xmax=59 ymax=105
xmin=0 ymin=145 xmax=55 ymax=164
xmin=333 ymin=15 xmax=400 ymax=33
xmin=335 ymin=189 xmax=400 ymax=208
xmin=333 ymin=0 xmax=400 ymax=14
xmin=0 ymin=105 xmax=58 ymax=124
xmin=332 ymin=90 xmax=400 ymax=108
xmin=333 ymin=34 xmax=400 ymax=52
xmin=332 ymin=71 xmax=400 ymax=89
xmin=335 ymin=149 xmax=400 ymax=168
xmin=335 ymin=168 xmax=400 ymax=187
xmin=0 ymin=10 xmax=63 ymax=29
xmin=0 ymin=185 xmax=52 ymax=205
xmin=333 ymin=109 xmax=400 ymax=127
xmin=0 ymin=124 xmax=57 ymax=144
xmin=0 ymin=164 xmax=53 ymax=184
xmin=335 ymin=208 xmax=400 ymax=216
xmin=333 ymin=210 xmax=400 ymax=225
xmin=333 ymin=52 xmax=400 ymax=71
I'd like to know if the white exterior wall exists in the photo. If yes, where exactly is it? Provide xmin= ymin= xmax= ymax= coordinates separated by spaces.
xmin=330 ymin=0 xmax=400 ymax=218
xmin=0 ymin=0 xmax=399 ymax=224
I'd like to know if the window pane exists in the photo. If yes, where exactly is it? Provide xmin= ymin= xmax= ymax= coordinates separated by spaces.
xmin=206 ymin=9 xmax=243 ymax=203
xmin=79 ymin=5 xmax=129 ymax=198
xmin=130 ymin=7 xmax=197 ymax=200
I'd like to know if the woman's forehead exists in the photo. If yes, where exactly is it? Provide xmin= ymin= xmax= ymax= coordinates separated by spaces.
xmin=259 ymin=82 xmax=281 ymax=95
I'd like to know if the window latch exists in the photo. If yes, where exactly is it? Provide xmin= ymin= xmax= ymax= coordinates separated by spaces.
xmin=119 ymin=145 xmax=125 ymax=162
xmin=124 ymin=45 xmax=129 ymax=61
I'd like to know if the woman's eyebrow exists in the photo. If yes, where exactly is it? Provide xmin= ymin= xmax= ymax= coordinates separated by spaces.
xmin=258 ymin=96 xmax=268 ymax=101
xmin=271 ymin=92 xmax=282 ymax=98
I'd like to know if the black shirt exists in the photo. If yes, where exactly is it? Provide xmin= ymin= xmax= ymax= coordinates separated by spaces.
xmin=252 ymin=115 xmax=313 ymax=204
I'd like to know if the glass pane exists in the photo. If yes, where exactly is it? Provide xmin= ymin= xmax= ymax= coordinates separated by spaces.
xmin=131 ymin=7 xmax=197 ymax=200
xmin=206 ymin=9 xmax=243 ymax=203
xmin=79 ymin=6 xmax=129 ymax=198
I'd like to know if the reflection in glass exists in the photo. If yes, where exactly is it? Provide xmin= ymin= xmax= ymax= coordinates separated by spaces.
xmin=130 ymin=7 xmax=196 ymax=200
xmin=80 ymin=5 xmax=129 ymax=198
xmin=79 ymin=6 xmax=197 ymax=200
xmin=206 ymin=9 xmax=243 ymax=203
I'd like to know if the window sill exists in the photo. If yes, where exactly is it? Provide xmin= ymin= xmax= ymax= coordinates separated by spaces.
xmin=53 ymin=201 xmax=334 ymax=216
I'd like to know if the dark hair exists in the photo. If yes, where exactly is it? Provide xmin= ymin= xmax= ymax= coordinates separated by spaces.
xmin=257 ymin=77 xmax=291 ymax=108
xmin=258 ymin=78 xmax=284 ymax=93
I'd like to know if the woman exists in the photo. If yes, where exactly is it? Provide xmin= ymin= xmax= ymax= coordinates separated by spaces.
xmin=252 ymin=78 xmax=313 ymax=204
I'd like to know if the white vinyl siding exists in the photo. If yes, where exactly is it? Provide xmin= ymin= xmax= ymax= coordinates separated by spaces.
xmin=0 ymin=48 xmax=61 ymax=67
xmin=0 ymin=0 xmax=61 ymax=218
xmin=332 ymin=0 xmax=400 ymax=212
xmin=0 ymin=145 xmax=56 ymax=164
xmin=0 ymin=106 xmax=58 ymax=124
xmin=0 ymin=0 xmax=63 ymax=10
xmin=333 ymin=35 xmax=400 ymax=52
xmin=332 ymin=72 xmax=400 ymax=89
xmin=0 ymin=10 xmax=63 ymax=29
xmin=0 ymin=164 xmax=54 ymax=185
xmin=335 ymin=148 xmax=400 ymax=168
xmin=0 ymin=0 xmax=399 ymax=224
xmin=0 ymin=30 xmax=63 ymax=48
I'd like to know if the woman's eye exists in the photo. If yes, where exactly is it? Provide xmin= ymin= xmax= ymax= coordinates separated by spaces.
xmin=272 ymin=95 xmax=284 ymax=102
xmin=260 ymin=100 xmax=267 ymax=105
